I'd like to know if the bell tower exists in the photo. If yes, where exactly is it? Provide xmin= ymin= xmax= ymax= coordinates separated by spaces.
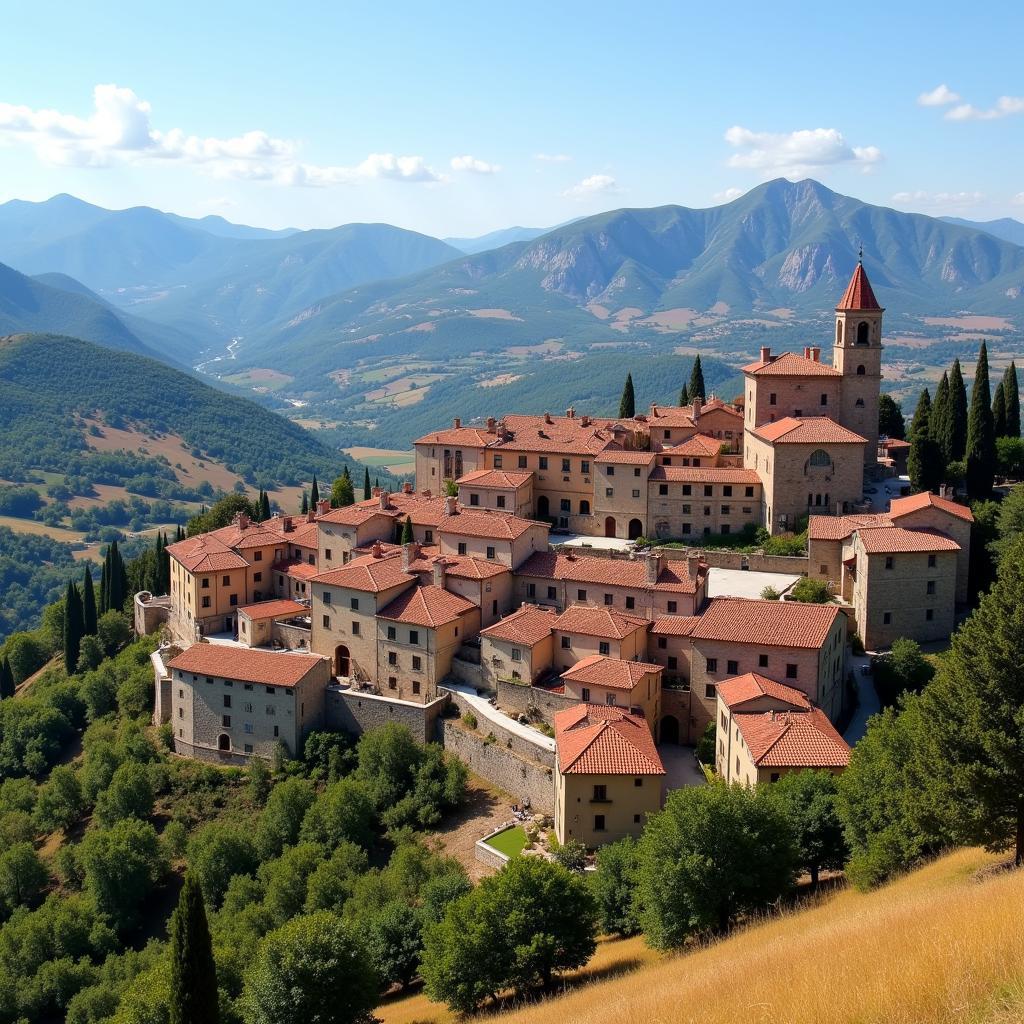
xmin=832 ymin=253 xmax=883 ymax=464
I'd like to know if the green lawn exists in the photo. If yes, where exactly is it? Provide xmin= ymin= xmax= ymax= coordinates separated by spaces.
xmin=484 ymin=825 xmax=527 ymax=859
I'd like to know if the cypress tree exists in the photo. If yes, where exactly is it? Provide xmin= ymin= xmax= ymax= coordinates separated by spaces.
xmin=363 ymin=467 xmax=371 ymax=501
xmin=949 ymin=358 xmax=969 ymax=462
xmin=169 ymin=873 xmax=219 ymax=1024
xmin=64 ymin=581 xmax=83 ymax=674
xmin=688 ymin=356 xmax=706 ymax=402
xmin=993 ymin=381 xmax=1008 ymax=439
xmin=160 ymin=532 xmax=171 ymax=594
xmin=99 ymin=557 xmax=109 ymax=615
xmin=965 ymin=342 xmax=996 ymax=500
xmin=301 ymin=490 xmax=309 ymax=515
xmin=310 ymin=475 xmax=320 ymax=506
xmin=401 ymin=515 xmax=414 ymax=544
xmin=0 ymin=657 xmax=14 ymax=699
xmin=909 ymin=387 xmax=932 ymax=439
xmin=930 ymin=370 xmax=952 ymax=465
xmin=618 ymin=373 xmax=635 ymax=419
xmin=679 ymin=382 xmax=689 ymax=407
xmin=106 ymin=541 xmax=127 ymax=611
xmin=259 ymin=490 xmax=271 ymax=522
xmin=82 ymin=567 xmax=98 ymax=636
xmin=1002 ymin=361 xmax=1020 ymax=438
xmin=908 ymin=389 xmax=943 ymax=493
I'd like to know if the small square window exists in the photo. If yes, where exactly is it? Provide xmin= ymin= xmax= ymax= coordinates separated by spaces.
xmin=928 ymin=554 xmax=937 ymax=568
xmin=322 ymin=615 xmax=330 ymax=628
xmin=603 ymin=593 xmax=613 ymax=606
xmin=388 ymin=652 xmax=398 ymax=666
xmin=758 ymin=653 xmax=768 ymax=667
xmin=577 ymin=589 xmax=587 ymax=601
xmin=562 ymin=459 xmax=571 ymax=473
xmin=667 ymin=656 xmax=677 ymax=670
xmin=594 ymin=814 xmax=606 ymax=832
xmin=222 ymin=714 xmax=231 ymax=727
xmin=581 ymin=687 xmax=590 ymax=701
xmin=351 ymin=621 xmax=360 ymax=636
xmin=458 ymin=542 xmax=467 ymax=556
xmin=599 ymin=641 xmax=610 ymax=656
xmin=561 ymin=636 xmax=571 ymax=649
xmin=658 ymin=637 xmax=667 ymax=650
xmin=926 ymin=581 xmax=936 ymax=595
xmin=412 ymin=680 xmax=421 ymax=695
xmin=706 ymin=658 xmax=718 ymax=672
xmin=885 ymin=556 xmax=894 ymax=570
xmin=667 ymin=600 xmax=677 ymax=613
xmin=350 ymin=597 xmax=359 ymax=610
xmin=387 ymin=625 xmax=397 ymax=640
xmin=727 ymin=660 xmax=738 ymax=674
xmin=633 ymin=813 xmax=641 ymax=824
xmin=786 ymin=664 xmax=798 ymax=679
xmin=659 ymin=484 xmax=668 ymax=496
xmin=539 ymin=457 xmax=548 ymax=470
xmin=547 ymin=586 xmax=557 ymax=600
xmin=883 ymin=611 xmax=892 ymax=624
xmin=409 ymin=630 xmax=419 ymax=645
xmin=486 ymin=546 xmax=496 ymax=559
xmin=625 ymin=596 xmax=635 ymax=610
xmin=926 ymin=608 xmax=934 ymax=621
xmin=388 ymin=677 xmax=397 ymax=689
xmin=412 ymin=655 xmax=422 ymax=671
xmin=632 ymin=488 xmax=641 ymax=498
xmin=704 ymin=683 xmax=715 ymax=699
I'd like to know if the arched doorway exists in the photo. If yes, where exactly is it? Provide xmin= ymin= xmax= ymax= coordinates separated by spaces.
xmin=335 ymin=645 xmax=350 ymax=677
xmin=604 ymin=516 xmax=616 ymax=538
xmin=537 ymin=495 xmax=550 ymax=520
xmin=660 ymin=714 xmax=680 ymax=744
xmin=218 ymin=734 xmax=231 ymax=752
xmin=628 ymin=518 xmax=643 ymax=540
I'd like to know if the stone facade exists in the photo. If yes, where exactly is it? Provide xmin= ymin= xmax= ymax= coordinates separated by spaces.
xmin=324 ymin=686 xmax=448 ymax=744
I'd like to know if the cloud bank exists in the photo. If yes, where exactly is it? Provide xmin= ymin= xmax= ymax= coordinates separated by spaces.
xmin=723 ymin=126 xmax=882 ymax=178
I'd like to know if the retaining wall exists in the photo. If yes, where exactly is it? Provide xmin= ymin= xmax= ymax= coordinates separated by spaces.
xmin=444 ymin=687 xmax=555 ymax=768
xmin=325 ymin=687 xmax=447 ymax=744
xmin=495 ymin=678 xmax=580 ymax=729
xmin=656 ymin=547 xmax=809 ymax=574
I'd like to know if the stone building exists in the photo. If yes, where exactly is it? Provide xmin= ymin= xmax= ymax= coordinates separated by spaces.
xmin=560 ymin=656 xmax=663 ymax=734
xmin=478 ymin=604 xmax=559 ymax=691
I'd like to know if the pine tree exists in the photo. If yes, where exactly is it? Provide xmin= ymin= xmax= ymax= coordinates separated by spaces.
xmin=966 ymin=342 xmax=996 ymax=500
xmin=169 ymin=873 xmax=219 ymax=1024
xmin=301 ymin=490 xmax=309 ymax=515
xmin=159 ymin=532 xmax=171 ymax=594
xmin=688 ymin=356 xmax=706 ymax=402
xmin=618 ymin=374 xmax=635 ymax=419
xmin=82 ymin=567 xmax=98 ymax=636
xmin=1003 ymin=361 xmax=1020 ymax=438
xmin=679 ymin=383 xmax=690 ymax=407
xmin=310 ymin=475 xmax=320 ymax=506
xmin=401 ymin=516 xmax=414 ymax=544
xmin=0 ymin=657 xmax=14 ymax=700
xmin=908 ymin=389 xmax=943 ymax=493
xmin=343 ymin=465 xmax=351 ymax=482
xmin=930 ymin=370 xmax=952 ymax=465
xmin=63 ymin=581 xmax=84 ymax=674
xmin=363 ymin=467 xmax=371 ymax=501
xmin=949 ymin=358 xmax=969 ymax=462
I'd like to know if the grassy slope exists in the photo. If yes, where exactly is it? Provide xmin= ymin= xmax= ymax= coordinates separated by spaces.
xmin=378 ymin=849 xmax=1024 ymax=1024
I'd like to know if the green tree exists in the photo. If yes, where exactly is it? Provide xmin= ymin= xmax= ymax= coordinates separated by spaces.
xmin=241 ymin=912 xmax=378 ymax=1024
xmin=422 ymin=857 xmax=597 ymax=1013
xmin=0 ymin=657 xmax=14 ymax=700
xmin=77 ymin=635 xmax=104 ymax=673
xmin=789 ymin=577 xmax=832 ymax=603
xmin=874 ymin=637 xmax=935 ymax=707
xmin=304 ymin=841 xmax=369 ymax=912
xmin=97 ymin=610 xmax=131 ymax=656
xmin=949 ymin=358 xmax=969 ymax=462
xmin=965 ymin=342 xmax=996 ymax=499
xmin=589 ymin=836 xmax=640 ymax=936
xmin=0 ymin=842 xmax=48 ymax=917
xmin=246 ymin=757 xmax=272 ymax=805
xmin=679 ymin=382 xmax=689 ymax=406
xmin=918 ymin=532 xmax=1024 ymax=866
xmin=330 ymin=474 xmax=354 ymax=509
xmin=908 ymin=388 xmax=944 ymax=494
xmin=300 ymin=490 xmax=309 ymax=515
xmin=362 ymin=467 xmax=371 ymax=501
xmin=299 ymin=778 xmax=376 ymax=850
xmin=169 ymin=873 xmax=218 ymax=1024
xmin=930 ymin=372 xmax=951 ymax=463
xmin=992 ymin=380 xmax=1008 ymax=439
xmin=94 ymin=761 xmax=154 ymax=827
xmin=763 ymin=770 xmax=848 ymax=888
xmin=996 ymin=437 xmax=1024 ymax=480
xmin=1002 ymin=361 xmax=1020 ymax=438
xmin=688 ymin=355 xmax=706 ymax=402
xmin=82 ymin=568 xmax=98 ymax=637
xmin=618 ymin=373 xmax=635 ymax=419
xmin=310 ymin=475 xmax=320 ymax=507
xmin=33 ymin=765 xmax=85 ymax=833
xmin=63 ymin=580 xmax=84 ymax=674
xmin=878 ymin=393 xmax=906 ymax=441
xmin=188 ymin=823 xmax=259 ymax=908
xmin=400 ymin=515 xmax=414 ymax=544
xmin=635 ymin=783 xmax=796 ymax=947
xmin=79 ymin=818 xmax=165 ymax=930
xmin=256 ymin=778 xmax=315 ymax=859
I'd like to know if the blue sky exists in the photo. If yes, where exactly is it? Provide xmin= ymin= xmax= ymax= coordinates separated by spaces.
xmin=1 ymin=1 xmax=1021 ymax=236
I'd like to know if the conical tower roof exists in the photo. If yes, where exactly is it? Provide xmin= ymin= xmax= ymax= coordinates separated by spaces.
xmin=837 ymin=260 xmax=881 ymax=311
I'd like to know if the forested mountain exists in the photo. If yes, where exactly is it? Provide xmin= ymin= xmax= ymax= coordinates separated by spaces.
xmin=940 ymin=215 xmax=1024 ymax=248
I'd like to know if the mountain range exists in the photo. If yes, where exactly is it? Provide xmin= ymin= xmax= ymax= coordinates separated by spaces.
xmin=940 ymin=215 xmax=1024 ymax=248
xmin=444 ymin=226 xmax=550 ymax=254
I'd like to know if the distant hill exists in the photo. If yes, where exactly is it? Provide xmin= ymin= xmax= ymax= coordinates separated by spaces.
xmin=940 ymin=215 xmax=1024 ymax=248
xmin=445 ymin=226 xmax=550 ymax=254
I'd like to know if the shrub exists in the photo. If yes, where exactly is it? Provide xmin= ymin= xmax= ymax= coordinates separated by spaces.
xmin=789 ymin=577 xmax=831 ymax=603
xmin=461 ymin=711 xmax=477 ymax=730
xmin=695 ymin=721 xmax=716 ymax=765
xmin=590 ymin=837 xmax=640 ymax=936
xmin=552 ymin=836 xmax=588 ymax=872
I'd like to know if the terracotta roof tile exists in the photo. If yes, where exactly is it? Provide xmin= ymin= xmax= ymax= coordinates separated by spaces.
xmin=650 ymin=615 xmax=701 ymax=636
xmin=753 ymin=417 xmax=866 ymax=444
xmin=734 ymin=707 xmax=850 ymax=768
xmin=555 ymin=706 xmax=665 ymax=775
xmin=311 ymin=550 xmax=416 ymax=592
xmin=271 ymin=558 xmax=320 ymax=581
xmin=807 ymin=513 xmax=892 ymax=541
xmin=438 ymin=507 xmax=546 ymax=541
xmin=236 ymin=599 xmax=308 ymax=620
xmin=661 ymin=434 xmax=723 ymax=457
xmin=457 ymin=469 xmax=533 ymax=489
xmin=553 ymin=606 xmax=649 ymax=640
xmin=716 ymin=672 xmax=811 ymax=710
xmin=596 ymin=450 xmax=657 ymax=465
xmin=479 ymin=604 xmax=558 ymax=645
xmin=855 ymin=526 xmax=961 ymax=554
xmin=166 ymin=535 xmax=249 ymax=573
xmin=691 ymin=598 xmax=843 ymax=649
xmin=649 ymin=466 xmax=762 ymax=484
xmin=561 ymin=655 xmax=663 ymax=690
xmin=414 ymin=426 xmax=495 ymax=447
xmin=517 ymin=551 xmax=701 ymax=594
xmin=377 ymin=585 xmax=477 ymax=628
xmin=889 ymin=491 xmax=974 ymax=524
xmin=742 ymin=351 xmax=843 ymax=377
xmin=168 ymin=644 xmax=324 ymax=688
xmin=836 ymin=262 xmax=881 ymax=311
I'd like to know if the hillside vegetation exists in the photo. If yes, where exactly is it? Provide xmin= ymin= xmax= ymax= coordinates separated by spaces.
xmin=380 ymin=849 xmax=1024 ymax=1024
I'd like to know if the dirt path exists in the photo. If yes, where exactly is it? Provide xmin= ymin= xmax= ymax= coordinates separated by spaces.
xmin=435 ymin=776 xmax=515 ymax=881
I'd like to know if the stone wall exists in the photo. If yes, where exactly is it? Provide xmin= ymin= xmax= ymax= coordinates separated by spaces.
xmin=656 ymin=547 xmax=809 ymax=574
xmin=495 ymin=679 xmax=579 ymax=730
xmin=271 ymin=621 xmax=313 ymax=651
xmin=443 ymin=688 xmax=555 ymax=768
xmin=448 ymin=655 xmax=483 ymax=688
xmin=325 ymin=686 xmax=447 ymax=744
xmin=134 ymin=591 xmax=171 ymax=636
xmin=442 ymin=720 xmax=554 ymax=813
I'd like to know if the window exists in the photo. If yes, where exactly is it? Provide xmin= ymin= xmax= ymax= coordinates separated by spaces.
xmin=606 ymin=466 xmax=614 ymax=476
xmin=658 ymin=637 xmax=667 ymax=650
xmin=667 ymin=600 xmax=677 ymax=613
xmin=682 ymin=484 xmax=692 ymax=496
xmin=349 ymin=597 xmax=358 ymax=610
xmin=628 ymin=488 xmax=638 ymax=499
xmin=178 ymin=707 xmax=183 ymax=719
xmin=351 ymin=621 xmax=360 ymax=636
xmin=230 ymin=594 xmax=238 ymax=606
xmin=634 ymin=468 xmax=641 ymax=477
xmin=322 ymin=615 xmax=331 ymax=629
xmin=493 ymin=455 xmax=503 ymax=468
xmin=706 ymin=658 xmax=718 ymax=672
xmin=745 ymin=486 xmax=754 ymax=497
xmin=496 ymin=495 xmax=506 ymax=509
xmin=518 ymin=455 xmax=528 ymax=468
xmin=721 ymin=505 xmax=731 ymax=515
xmin=223 ymin=695 xmax=232 ymax=708
xmin=723 ymin=486 xmax=732 ymax=497
xmin=604 ymin=593 xmax=613 ymax=606
xmin=266 ymin=705 xmax=276 ymax=716
xmin=594 ymin=814 xmax=606 ymax=832
xmin=222 ymin=575 xmax=230 ymax=586
xmin=885 ymin=556 xmax=894 ymax=570
xmin=409 ymin=630 xmax=419 ymax=645
xmin=325 ymin=548 xmax=332 ymax=560
xmin=253 ymin=572 xmax=262 ymax=583
xmin=769 ymin=392 xmax=777 ymax=406
xmin=244 ymin=744 xmax=253 ymax=754
xmin=469 ymin=493 xmax=479 ymax=506
xmin=485 ymin=544 xmax=496 ymax=559
xmin=820 ymin=393 xmax=828 ymax=406
xmin=266 ymin=686 xmax=276 ymax=694
xmin=244 ymin=722 xmax=254 ymax=734
xmin=539 ymin=457 xmax=548 ymax=470
xmin=704 ymin=684 xmax=716 ymax=699
xmin=659 ymin=484 xmax=669 ymax=496
xmin=388 ymin=652 xmax=398 ymax=666
xmin=625 ymin=596 xmax=635 ymax=610
xmin=511 ymin=648 xmax=522 ymax=662
xmin=599 ymin=641 xmax=610 ymax=656
xmin=926 ymin=581 xmax=936 ymax=595
xmin=527 ymin=583 xmax=536 ymax=598
xmin=457 ymin=542 xmax=467 ymax=555
xmin=253 ymin=551 xmax=262 ymax=562
xmin=634 ymin=777 xmax=643 ymax=788
xmin=561 ymin=636 xmax=571 ymax=649
xmin=727 ymin=660 xmax=738 ymax=674
xmin=592 ymin=784 xmax=608 ymax=802
xmin=412 ymin=680 xmax=421 ymax=695
xmin=547 ymin=586 xmax=557 ymax=600
xmin=562 ymin=458 xmax=571 ymax=473
xmin=202 ymin=596 xmax=211 ymax=608
xmin=667 ymin=656 xmax=678 ymax=670
xmin=244 ymin=703 xmax=253 ymax=713
xmin=883 ymin=611 xmax=892 ymax=624
xmin=926 ymin=609 xmax=934 ymax=621
xmin=388 ymin=677 xmax=397 ymax=689
xmin=222 ymin=715 xmax=231 ymax=727
xmin=809 ymin=449 xmax=831 ymax=468
xmin=201 ymin=578 xmax=210 ymax=589
xmin=577 ymin=589 xmax=587 ymax=601
xmin=758 ymin=653 xmax=769 ymax=668
xmin=786 ymin=664 xmax=798 ymax=679
xmin=560 ymin=498 xmax=571 ymax=512
xmin=682 ymin=523 xmax=692 ymax=534
xmin=581 ymin=687 xmax=590 ymax=701
xmin=412 ymin=656 xmax=422 ymax=671
xmin=273 ymin=725 xmax=279 ymax=737
xmin=605 ymin=487 xmax=614 ymax=497
xmin=424 ymin=530 xmax=433 ymax=543
xmin=928 ymin=554 xmax=937 ymax=568
xmin=580 ymin=500 xmax=590 ymax=515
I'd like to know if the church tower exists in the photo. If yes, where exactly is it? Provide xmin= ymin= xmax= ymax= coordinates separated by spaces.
xmin=832 ymin=256 xmax=883 ymax=464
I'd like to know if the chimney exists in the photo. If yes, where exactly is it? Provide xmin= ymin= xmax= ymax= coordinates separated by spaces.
xmin=282 ymin=515 xmax=294 ymax=533
xmin=692 ymin=396 xmax=703 ymax=420
xmin=317 ymin=499 xmax=330 ymax=516
xmin=453 ymin=417 xmax=461 ymax=429
xmin=378 ymin=491 xmax=389 ymax=510
xmin=803 ymin=346 xmax=811 ymax=359
xmin=444 ymin=495 xmax=458 ymax=516
xmin=371 ymin=541 xmax=384 ymax=559
xmin=432 ymin=556 xmax=447 ymax=588
xmin=544 ymin=412 xmax=553 ymax=425
xmin=402 ymin=481 xmax=413 ymax=494
xmin=486 ymin=416 xmax=497 ymax=433
xmin=306 ymin=510 xmax=316 ymax=523
xmin=234 ymin=512 xmax=250 ymax=530
xmin=401 ymin=541 xmax=420 ymax=571
xmin=372 ymin=486 xmax=381 ymax=497
xmin=645 ymin=552 xmax=662 ymax=584
xmin=581 ymin=415 xmax=591 ymax=427
xmin=760 ymin=346 xmax=771 ymax=363
xmin=688 ymin=554 xmax=700 ymax=580
xmin=566 ymin=406 xmax=575 ymax=419
xmin=811 ymin=346 xmax=821 ymax=362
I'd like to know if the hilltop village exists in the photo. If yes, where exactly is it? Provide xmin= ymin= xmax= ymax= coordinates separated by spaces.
xmin=139 ymin=261 xmax=974 ymax=847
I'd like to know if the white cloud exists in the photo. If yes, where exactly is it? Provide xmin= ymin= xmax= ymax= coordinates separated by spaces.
xmin=945 ymin=95 xmax=1024 ymax=121
xmin=561 ymin=174 xmax=619 ymax=200
xmin=534 ymin=152 xmax=571 ymax=162
xmin=918 ymin=84 xmax=960 ymax=107
xmin=713 ymin=187 xmax=745 ymax=202
xmin=891 ymin=190 xmax=985 ymax=207
xmin=723 ymin=126 xmax=882 ymax=178
xmin=0 ymin=83 xmax=443 ymax=186
xmin=1010 ymin=193 xmax=1024 ymax=206
xmin=450 ymin=154 xmax=500 ymax=174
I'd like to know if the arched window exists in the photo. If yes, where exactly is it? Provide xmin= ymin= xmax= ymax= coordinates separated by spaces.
xmin=855 ymin=398 xmax=865 ymax=408
xmin=579 ymin=499 xmax=591 ymax=516
xmin=836 ymin=321 xmax=844 ymax=344
xmin=808 ymin=449 xmax=831 ymax=468
xmin=856 ymin=321 xmax=870 ymax=345
xmin=218 ymin=734 xmax=231 ymax=752
xmin=856 ymin=364 xmax=865 ymax=376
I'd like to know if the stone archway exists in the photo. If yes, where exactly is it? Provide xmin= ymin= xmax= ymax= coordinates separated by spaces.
xmin=628 ymin=518 xmax=643 ymax=540
xmin=218 ymin=733 xmax=231 ymax=752
xmin=660 ymin=714 xmax=680 ymax=744
xmin=604 ymin=516 xmax=616 ymax=538
xmin=537 ymin=495 xmax=550 ymax=519
xmin=335 ymin=644 xmax=350 ymax=677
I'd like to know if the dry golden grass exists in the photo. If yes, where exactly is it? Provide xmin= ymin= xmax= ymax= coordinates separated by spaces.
xmin=377 ymin=849 xmax=1024 ymax=1024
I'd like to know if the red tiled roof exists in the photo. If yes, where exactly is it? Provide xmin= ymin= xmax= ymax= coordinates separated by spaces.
xmin=317 ymin=504 xmax=391 ymax=527
xmin=753 ymin=417 xmax=866 ymax=445
xmin=414 ymin=426 xmax=495 ymax=447
xmin=649 ymin=465 xmax=762 ymax=484
xmin=807 ymin=513 xmax=892 ymax=541
xmin=271 ymin=558 xmax=320 ymax=581
xmin=517 ymin=551 xmax=701 ymax=594
xmin=311 ymin=551 xmax=416 ymax=592
xmin=168 ymin=644 xmax=324 ymax=688
xmin=855 ymin=526 xmax=961 ymax=554
xmin=889 ymin=491 xmax=974 ymax=524
xmin=552 ymin=606 xmax=649 ymax=640
xmin=555 ymin=706 xmax=665 ymax=775
xmin=661 ymin=434 xmax=723 ymax=457
xmin=650 ymin=615 xmax=700 ymax=636
xmin=236 ymin=598 xmax=307 ymax=620
xmin=691 ymin=598 xmax=842 ymax=649
xmin=166 ymin=534 xmax=249 ymax=573
xmin=596 ymin=450 xmax=656 ymax=465
xmin=457 ymin=469 xmax=533 ymax=489
xmin=716 ymin=672 xmax=811 ymax=710
xmin=646 ymin=406 xmax=696 ymax=427
xmin=208 ymin=523 xmax=286 ymax=551
xmin=377 ymin=584 xmax=477 ymax=628
xmin=493 ymin=413 xmax=618 ymax=455
xmin=430 ymin=554 xmax=509 ymax=580
xmin=836 ymin=262 xmax=881 ymax=311
xmin=742 ymin=351 xmax=842 ymax=377
xmin=285 ymin=519 xmax=320 ymax=548
xmin=561 ymin=655 xmax=662 ymax=690
xmin=734 ymin=707 xmax=850 ymax=768
xmin=438 ymin=507 xmax=546 ymax=541
xmin=880 ymin=438 xmax=911 ymax=450
xmin=479 ymin=604 xmax=558 ymax=645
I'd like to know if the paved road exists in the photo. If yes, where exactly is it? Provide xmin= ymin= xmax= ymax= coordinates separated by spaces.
xmin=658 ymin=743 xmax=707 ymax=790
xmin=843 ymin=653 xmax=881 ymax=744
